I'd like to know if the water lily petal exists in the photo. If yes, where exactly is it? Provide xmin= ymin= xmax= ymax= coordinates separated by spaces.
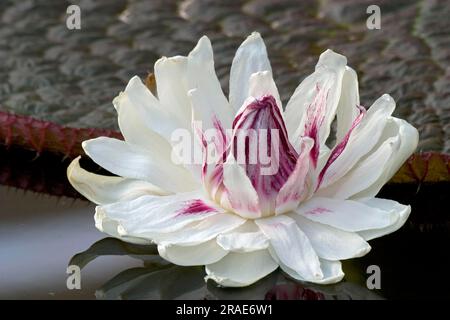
xmin=289 ymin=213 xmax=371 ymax=260
xmin=255 ymin=215 xmax=323 ymax=282
xmin=317 ymin=131 xmax=399 ymax=200
xmin=318 ymin=116 xmax=419 ymax=200
xmin=335 ymin=66 xmax=360 ymax=143
xmin=281 ymin=259 xmax=344 ymax=285
xmin=114 ymin=87 xmax=191 ymax=173
xmin=352 ymin=117 xmax=419 ymax=199
xmin=222 ymin=154 xmax=262 ymax=218
xmin=231 ymin=95 xmax=298 ymax=216
xmin=114 ymin=90 xmax=173 ymax=152
xmin=284 ymin=49 xmax=347 ymax=150
xmin=153 ymin=213 xmax=246 ymax=246
xmin=154 ymin=56 xmax=191 ymax=129
xmin=158 ymin=239 xmax=228 ymax=266
xmin=205 ymin=250 xmax=278 ymax=287
xmin=67 ymin=156 xmax=167 ymax=205
xmin=99 ymin=194 xmax=244 ymax=246
xmin=216 ymin=219 xmax=270 ymax=254
xmin=296 ymin=197 xmax=397 ymax=232
xmin=216 ymin=231 xmax=269 ymax=253
xmin=189 ymin=88 xmax=228 ymax=182
xmin=275 ymin=137 xmax=314 ymax=214
xmin=248 ymin=70 xmax=282 ymax=111
xmin=187 ymin=36 xmax=233 ymax=129
xmin=94 ymin=207 xmax=151 ymax=245
xmin=97 ymin=192 xmax=222 ymax=239
xmin=82 ymin=137 xmax=199 ymax=193
xmin=229 ymin=32 xmax=272 ymax=111
xmin=119 ymin=76 xmax=182 ymax=142
xmin=357 ymin=198 xmax=411 ymax=241
xmin=318 ymin=94 xmax=395 ymax=189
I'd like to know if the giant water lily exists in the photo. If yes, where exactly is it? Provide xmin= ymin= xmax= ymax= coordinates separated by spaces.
xmin=68 ymin=32 xmax=418 ymax=287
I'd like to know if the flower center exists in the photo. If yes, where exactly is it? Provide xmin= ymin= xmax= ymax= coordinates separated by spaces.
xmin=230 ymin=95 xmax=299 ymax=216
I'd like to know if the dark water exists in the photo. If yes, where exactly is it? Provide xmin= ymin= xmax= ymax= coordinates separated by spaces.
xmin=0 ymin=184 xmax=449 ymax=300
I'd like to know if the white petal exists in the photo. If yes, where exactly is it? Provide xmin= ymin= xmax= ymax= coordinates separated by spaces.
xmin=289 ymin=213 xmax=371 ymax=260
xmin=248 ymin=70 xmax=282 ymax=110
xmin=154 ymin=56 xmax=191 ymax=128
xmin=122 ymin=76 xmax=182 ymax=142
xmin=335 ymin=66 xmax=360 ymax=143
xmin=153 ymin=213 xmax=246 ymax=246
xmin=216 ymin=232 xmax=268 ymax=253
xmin=296 ymin=197 xmax=397 ymax=232
xmin=229 ymin=32 xmax=272 ymax=111
xmin=114 ymin=90 xmax=174 ymax=153
xmin=281 ymin=259 xmax=344 ymax=285
xmin=158 ymin=239 xmax=227 ymax=266
xmin=284 ymin=49 xmax=347 ymax=147
xmin=353 ymin=117 xmax=419 ymax=199
xmin=189 ymin=88 xmax=229 ymax=179
xmin=67 ymin=156 xmax=167 ymax=205
xmin=319 ymin=117 xmax=419 ymax=200
xmin=97 ymin=192 xmax=223 ymax=237
xmin=357 ymin=198 xmax=411 ymax=241
xmin=216 ymin=221 xmax=268 ymax=253
xmin=222 ymin=155 xmax=261 ymax=218
xmin=187 ymin=36 xmax=233 ymax=129
xmin=113 ymin=87 xmax=192 ymax=175
xmin=255 ymin=215 xmax=323 ymax=282
xmin=318 ymin=94 xmax=395 ymax=189
xmin=82 ymin=137 xmax=199 ymax=193
xmin=205 ymin=250 xmax=278 ymax=287
xmin=275 ymin=137 xmax=314 ymax=214
xmin=317 ymin=132 xmax=400 ymax=200
xmin=94 ymin=206 xmax=151 ymax=245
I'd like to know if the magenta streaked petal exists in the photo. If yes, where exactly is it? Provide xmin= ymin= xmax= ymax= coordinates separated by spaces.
xmin=303 ymin=84 xmax=329 ymax=168
xmin=176 ymin=199 xmax=219 ymax=216
xmin=231 ymin=95 xmax=298 ymax=216
xmin=275 ymin=137 xmax=314 ymax=215
xmin=316 ymin=94 xmax=395 ymax=189
xmin=192 ymin=113 xmax=228 ymax=197
xmin=316 ymin=105 xmax=366 ymax=190
xmin=205 ymin=163 xmax=225 ymax=203
xmin=284 ymin=50 xmax=347 ymax=153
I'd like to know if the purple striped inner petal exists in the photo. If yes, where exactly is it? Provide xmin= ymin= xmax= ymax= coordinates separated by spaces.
xmin=231 ymin=95 xmax=298 ymax=215
xmin=316 ymin=105 xmax=366 ymax=190
xmin=303 ymin=84 xmax=329 ymax=168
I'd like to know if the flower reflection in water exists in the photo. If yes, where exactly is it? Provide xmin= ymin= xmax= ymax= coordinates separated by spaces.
xmin=69 ymin=238 xmax=382 ymax=300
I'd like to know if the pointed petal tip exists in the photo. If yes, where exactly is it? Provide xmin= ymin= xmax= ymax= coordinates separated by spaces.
xmin=249 ymin=31 xmax=262 ymax=39
xmin=81 ymin=140 xmax=88 ymax=152
xmin=319 ymin=49 xmax=347 ymax=65
xmin=318 ymin=49 xmax=347 ymax=67
xmin=66 ymin=155 xmax=82 ymax=177
xmin=81 ymin=137 xmax=103 ymax=155
xmin=127 ymin=75 xmax=141 ymax=85
xmin=380 ymin=93 xmax=394 ymax=102
xmin=189 ymin=35 xmax=213 ymax=59
xmin=240 ymin=31 xmax=265 ymax=47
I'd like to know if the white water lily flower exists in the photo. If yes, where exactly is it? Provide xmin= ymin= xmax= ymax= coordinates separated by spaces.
xmin=68 ymin=32 xmax=418 ymax=287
